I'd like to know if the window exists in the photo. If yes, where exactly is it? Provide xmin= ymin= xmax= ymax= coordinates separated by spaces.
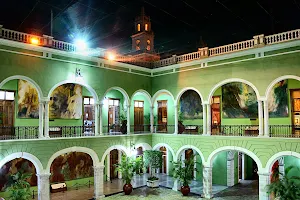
xmin=84 ymin=97 xmax=94 ymax=105
xmin=145 ymin=23 xmax=148 ymax=31
xmin=136 ymin=40 xmax=141 ymax=51
xmin=146 ymin=39 xmax=151 ymax=51
xmin=0 ymin=90 xmax=15 ymax=100
xmin=134 ymin=101 xmax=144 ymax=108
xmin=137 ymin=24 xmax=141 ymax=31
xmin=109 ymin=99 xmax=119 ymax=106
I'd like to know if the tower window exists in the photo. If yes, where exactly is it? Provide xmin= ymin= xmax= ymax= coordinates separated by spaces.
xmin=145 ymin=24 xmax=148 ymax=31
xmin=147 ymin=39 xmax=151 ymax=51
xmin=136 ymin=40 xmax=140 ymax=50
xmin=137 ymin=24 xmax=141 ymax=32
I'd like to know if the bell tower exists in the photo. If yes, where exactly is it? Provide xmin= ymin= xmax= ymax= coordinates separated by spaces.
xmin=131 ymin=7 xmax=154 ymax=52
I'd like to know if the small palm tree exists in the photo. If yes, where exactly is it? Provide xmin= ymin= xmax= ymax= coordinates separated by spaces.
xmin=267 ymin=166 xmax=300 ymax=200
xmin=173 ymin=154 xmax=196 ymax=187
xmin=6 ymin=171 xmax=32 ymax=200
xmin=115 ymin=155 xmax=143 ymax=184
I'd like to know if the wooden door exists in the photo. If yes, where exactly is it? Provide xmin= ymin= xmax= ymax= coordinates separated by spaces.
xmin=157 ymin=100 xmax=167 ymax=132
xmin=134 ymin=101 xmax=144 ymax=131
xmin=211 ymin=96 xmax=221 ymax=134
xmin=110 ymin=149 xmax=118 ymax=179
xmin=0 ymin=100 xmax=14 ymax=136
xmin=290 ymin=89 xmax=300 ymax=135
xmin=160 ymin=146 xmax=167 ymax=173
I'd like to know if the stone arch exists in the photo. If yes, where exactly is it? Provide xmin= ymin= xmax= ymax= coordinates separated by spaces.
xmin=265 ymin=75 xmax=300 ymax=100
xmin=265 ymin=151 xmax=300 ymax=173
xmin=152 ymin=143 xmax=175 ymax=159
xmin=102 ymin=87 xmax=130 ymax=105
xmin=175 ymin=145 xmax=205 ymax=164
xmin=175 ymin=87 xmax=204 ymax=106
xmin=151 ymin=89 xmax=175 ymax=106
xmin=131 ymin=89 xmax=152 ymax=107
xmin=134 ymin=143 xmax=152 ymax=150
xmin=0 ymin=152 xmax=44 ymax=174
xmin=207 ymin=146 xmax=263 ymax=171
xmin=47 ymin=80 xmax=99 ymax=102
xmin=46 ymin=147 xmax=100 ymax=172
xmin=100 ymin=145 xmax=129 ymax=165
xmin=207 ymin=78 xmax=261 ymax=102
xmin=0 ymin=75 xmax=44 ymax=99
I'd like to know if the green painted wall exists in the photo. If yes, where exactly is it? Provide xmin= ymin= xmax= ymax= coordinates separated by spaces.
xmin=284 ymin=156 xmax=300 ymax=183
xmin=212 ymin=152 xmax=227 ymax=185
xmin=234 ymin=153 xmax=239 ymax=185
xmin=195 ymin=154 xmax=203 ymax=181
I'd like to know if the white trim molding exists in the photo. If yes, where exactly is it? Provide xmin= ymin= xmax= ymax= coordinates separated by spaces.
xmin=102 ymin=86 xmax=130 ymax=106
xmin=265 ymin=151 xmax=300 ymax=172
xmin=131 ymin=89 xmax=153 ymax=107
xmin=153 ymin=143 xmax=176 ymax=159
xmin=151 ymin=89 xmax=175 ymax=105
xmin=134 ymin=143 xmax=152 ymax=150
xmin=175 ymin=145 xmax=206 ymax=165
xmin=175 ymin=87 xmax=204 ymax=105
xmin=100 ymin=145 xmax=129 ymax=165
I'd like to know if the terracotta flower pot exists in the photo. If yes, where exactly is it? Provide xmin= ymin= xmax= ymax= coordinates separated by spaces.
xmin=123 ymin=183 xmax=133 ymax=195
xmin=181 ymin=185 xmax=190 ymax=196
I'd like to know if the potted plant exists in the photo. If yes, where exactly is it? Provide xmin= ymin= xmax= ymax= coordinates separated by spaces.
xmin=173 ymin=154 xmax=197 ymax=196
xmin=267 ymin=166 xmax=300 ymax=200
xmin=6 ymin=171 xmax=32 ymax=200
xmin=115 ymin=155 xmax=143 ymax=195
xmin=119 ymin=108 xmax=127 ymax=134
xmin=178 ymin=111 xmax=185 ymax=134
xmin=143 ymin=150 xmax=163 ymax=188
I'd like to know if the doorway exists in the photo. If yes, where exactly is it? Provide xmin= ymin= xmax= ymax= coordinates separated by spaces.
xmin=134 ymin=101 xmax=144 ymax=131
xmin=108 ymin=99 xmax=120 ymax=131
xmin=0 ymin=90 xmax=15 ymax=136
xmin=290 ymin=89 xmax=300 ymax=135
xmin=157 ymin=100 xmax=167 ymax=132
xmin=211 ymin=96 xmax=221 ymax=134
xmin=110 ymin=149 xmax=118 ymax=179
xmin=83 ymin=97 xmax=95 ymax=133
xmin=159 ymin=146 xmax=167 ymax=174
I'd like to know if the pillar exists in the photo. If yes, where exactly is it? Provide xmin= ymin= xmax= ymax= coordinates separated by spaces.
xmin=44 ymin=100 xmax=49 ymax=138
xmin=38 ymin=101 xmax=44 ymax=138
xmin=94 ymin=103 xmax=100 ymax=136
xmin=118 ymin=150 xmax=122 ymax=179
xmin=278 ymin=157 xmax=284 ymax=180
xmin=258 ymin=100 xmax=263 ymax=136
xmin=202 ymin=104 xmax=207 ymax=135
xmin=263 ymin=100 xmax=269 ymax=137
xmin=227 ymin=151 xmax=235 ymax=186
xmin=172 ymin=179 xmax=179 ymax=191
xmin=99 ymin=103 xmax=103 ymax=135
xmin=126 ymin=105 xmax=131 ymax=134
xmin=258 ymin=172 xmax=271 ymax=200
xmin=174 ymin=104 xmax=178 ymax=134
xmin=202 ymin=166 xmax=213 ymax=199
xmin=106 ymin=154 xmax=110 ymax=181
xmin=37 ymin=173 xmax=51 ymax=200
xmin=207 ymin=104 xmax=211 ymax=135
xmin=150 ymin=106 xmax=154 ymax=133
xmin=94 ymin=165 xmax=105 ymax=199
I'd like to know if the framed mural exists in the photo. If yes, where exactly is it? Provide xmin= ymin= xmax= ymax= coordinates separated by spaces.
xmin=49 ymin=84 xmax=82 ymax=119
xmin=0 ymin=158 xmax=37 ymax=192
xmin=268 ymin=80 xmax=288 ymax=117
xmin=222 ymin=83 xmax=258 ymax=118
xmin=180 ymin=90 xmax=203 ymax=119
xmin=18 ymin=80 xmax=39 ymax=118
xmin=50 ymin=152 xmax=93 ymax=183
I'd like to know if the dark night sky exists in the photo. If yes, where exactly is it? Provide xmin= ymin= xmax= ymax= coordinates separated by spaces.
xmin=1 ymin=0 xmax=300 ymax=57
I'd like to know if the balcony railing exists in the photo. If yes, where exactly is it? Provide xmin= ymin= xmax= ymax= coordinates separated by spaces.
xmin=0 ymin=126 xmax=39 ymax=140
xmin=211 ymin=125 xmax=259 ymax=137
xmin=180 ymin=125 xmax=203 ymax=135
xmin=49 ymin=126 xmax=95 ymax=138
xmin=102 ymin=125 xmax=124 ymax=135
xmin=131 ymin=125 xmax=151 ymax=134
xmin=269 ymin=125 xmax=300 ymax=138
xmin=154 ymin=125 xmax=175 ymax=134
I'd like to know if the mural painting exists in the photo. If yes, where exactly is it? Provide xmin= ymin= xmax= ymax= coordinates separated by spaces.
xmin=18 ymin=80 xmax=39 ymax=118
xmin=222 ymin=83 xmax=258 ymax=118
xmin=268 ymin=80 xmax=289 ymax=117
xmin=49 ymin=84 xmax=82 ymax=119
xmin=179 ymin=90 xmax=203 ymax=119
xmin=0 ymin=158 xmax=37 ymax=192
xmin=50 ymin=152 xmax=93 ymax=183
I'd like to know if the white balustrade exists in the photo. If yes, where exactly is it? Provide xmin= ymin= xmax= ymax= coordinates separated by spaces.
xmin=1 ymin=28 xmax=43 ymax=44
xmin=52 ymin=39 xmax=76 ymax=52
xmin=177 ymin=51 xmax=201 ymax=63
xmin=209 ymin=39 xmax=255 ymax=56
xmin=265 ymin=29 xmax=300 ymax=45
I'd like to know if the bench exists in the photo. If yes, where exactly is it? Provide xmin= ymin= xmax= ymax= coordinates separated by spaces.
xmin=184 ymin=125 xmax=198 ymax=133
xmin=50 ymin=182 xmax=67 ymax=193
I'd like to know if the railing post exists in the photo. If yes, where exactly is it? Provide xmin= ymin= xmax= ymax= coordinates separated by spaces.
xmin=198 ymin=47 xmax=209 ymax=58
xmin=253 ymin=34 xmax=265 ymax=47
xmin=43 ymin=35 xmax=54 ymax=47
xmin=44 ymin=100 xmax=50 ymax=138
xmin=172 ymin=55 xmax=177 ymax=64
xmin=99 ymin=103 xmax=103 ymax=135
xmin=94 ymin=102 xmax=100 ymax=136
xmin=0 ymin=25 xmax=3 ymax=37
xmin=38 ymin=101 xmax=45 ymax=139
xmin=207 ymin=103 xmax=211 ymax=135
xmin=174 ymin=104 xmax=178 ymax=134
xmin=126 ymin=105 xmax=131 ymax=134
xmin=202 ymin=103 xmax=207 ymax=135
xmin=263 ymin=100 xmax=269 ymax=137
xmin=258 ymin=100 xmax=264 ymax=136
xmin=150 ymin=106 xmax=154 ymax=133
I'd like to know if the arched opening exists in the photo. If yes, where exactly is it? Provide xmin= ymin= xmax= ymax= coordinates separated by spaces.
xmin=0 ymin=78 xmax=41 ymax=140
xmin=266 ymin=77 xmax=300 ymax=137
xmin=49 ymin=151 xmax=94 ymax=199
xmin=48 ymin=83 xmax=97 ymax=138
xmin=0 ymin=158 xmax=38 ymax=199
xmin=209 ymin=81 xmax=260 ymax=136
xmin=130 ymin=90 xmax=152 ymax=134
xmin=152 ymin=90 xmax=175 ymax=134
xmin=102 ymin=87 xmax=130 ymax=135
xmin=210 ymin=150 xmax=259 ymax=199
xmin=177 ymin=89 xmax=203 ymax=134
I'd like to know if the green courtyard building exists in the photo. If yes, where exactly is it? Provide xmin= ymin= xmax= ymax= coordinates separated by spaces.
xmin=0 ymin=10 xmax=300 ymax=200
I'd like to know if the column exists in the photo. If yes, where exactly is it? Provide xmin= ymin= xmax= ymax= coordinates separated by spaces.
xmin=263 ymin=100 xmax=269 ymax=137
xmin=227 ymin=151 xmax=235 ymax=187
xmin=38 ymin=101 xmax=44 ymax=138
xmin=106 ymin=154 xmax=110 ymax=181
xmin=94 ymin=103 xmax=100 ymax=136
xmin=174 ymin=105 xmax=178 ymax=134
xmin=118 ymin=150 xmax=122 ymax=179
xmin=258 ymin=100 xmax=263 ymax=136
xmin=207 ymin=104 xmax=211 ymax=135
xmin=258 ymin=172 xmax=271 ymax=200
xmin=150 ymin=106 xmax=154 ymax=133
xmin=202 ymin=104 xmax=207 ymax=135
xmin=172 ymin=179 xmax=179 ymax=191
xmin=202 ymin=166 xmax=213 ymax=199
xmin=99 ymin=103 xmax=103 ymax=135
xmin=37 ymin=173 xmax=51 ymax=200
xmin=126 ymin=105 xmax=131 ymax=134
xmin=278 ymin=157 xmax=285 ymax=180
xmin=94 ymin=165 xmax=105 ymax=199
xmin=44 ymin=100 xmax=50 ymax=138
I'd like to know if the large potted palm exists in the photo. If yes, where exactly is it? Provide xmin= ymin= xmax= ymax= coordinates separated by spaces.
xmin=173 ymin=154 xmax=197 ymax=196
xmin=143 ymin=150 xmax=163 ymax=188
xmin=115 ymin=155 xmax=143 ymax=195
xmin=6 ymin=171 xmax=32 ymax=200
xmin=267 ymin=166 xmax=300 ymax=200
